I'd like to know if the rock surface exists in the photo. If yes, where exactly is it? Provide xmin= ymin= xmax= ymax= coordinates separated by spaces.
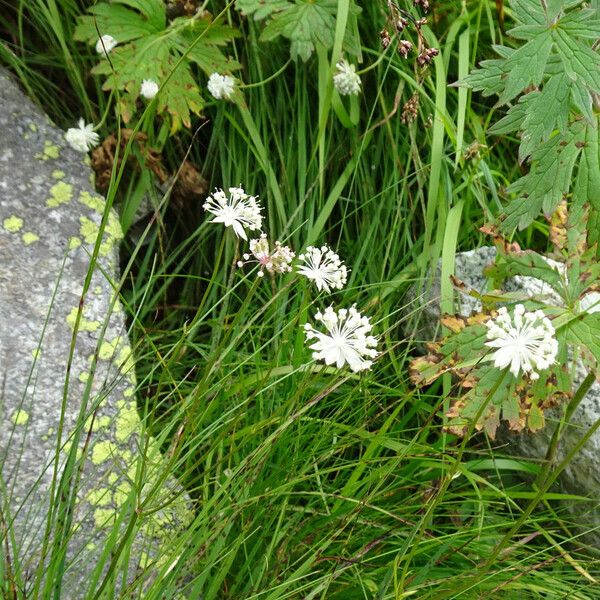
xmin=0 ymin=68 xmax=191 ymax=595
xmin=419 ymin=246 xmax=600 ymax=542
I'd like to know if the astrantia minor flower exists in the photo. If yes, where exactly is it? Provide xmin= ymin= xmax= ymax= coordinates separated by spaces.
xmin=207 ymin=73 xmax=235 ymax=100
xmin=297 ymin=245 xmax=348 ymax=293
xmin=140 ymin=79 xmax=159 ymax=99
xmin=485 ymin=304 xmax=558 ymax=380
xmin=333 ymin=59 xmax=361 ymax=96
xmin=203 ymin=186 xmax=262 ymax=240
xmin=304 ymin=305 xmax=378 ymax=372
xmin=237 ymin=233 xmax=295 ymax=277
xmin=95 ymin=34 xmax=118 ymax=57
xmin=65 ymin=119 xmax=100 ymax=153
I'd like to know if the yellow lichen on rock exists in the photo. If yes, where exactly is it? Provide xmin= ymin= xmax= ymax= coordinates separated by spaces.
xmin=79 ymin=212 xmax=123 ymax=257
xmin=36 ymin=140 xmax=60 ymax=161
xmin=10 ymin=410 xmax=29 ymax=425
xmin=91 ymin=440 xmax=116 ymax=465
xmin=86 ymin=487 xmax=112 ymax=507
xmin=22 ymin=232 xmax=40 ymax=245
xmin=66 ymin=306 xmax=101 ymax=332
xmin=3 ymin=215 xmax=23 ymax=233
xmin=115 ymin=401 xmax=140 ymax=443
xmin=46 ymin=181 xmax=73 ymax=207
xmin=69 ymin=236 xmax=82 ymax=250
xmin=78 ymin=191 xmax=105 ymax=214
xmin=98 ymin=338 xmax=119 ymax=361
xmin=93 ymin=507 xmax=116 ymax=528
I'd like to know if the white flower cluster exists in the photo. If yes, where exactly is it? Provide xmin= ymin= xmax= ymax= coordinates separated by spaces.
xmin=304 ymin=305 xmax=378 ymax=372
xmin=333 ymin=59 xmax=361 ymax=96
xmin=485 ymin=304 xmax=558 ymax=380
xmin=237 ymin=233 xmax=295 ymax=277
xmin=207 ymin=73 xmax=235 ymax=100
xmin=140 ymin=79 xmax=159 ymax=100
xmin=297 ymin=246 xmax=348 ymax=293
xmin=203 ymin=186 xmax=263 ymax=241
xmin=204 ymin=184 xmax=378 ymax=371
xmin=65 ymin=118 xmax=100 ymax=153
xmin=95 ymin=34 xmax=118 ymax=57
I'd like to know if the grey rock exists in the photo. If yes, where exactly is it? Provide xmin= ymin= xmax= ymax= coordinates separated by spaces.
xmin=419 ymin=246 xmax=600 ymax=542
xmin=0 ymin=68 xmax=192 ymax=596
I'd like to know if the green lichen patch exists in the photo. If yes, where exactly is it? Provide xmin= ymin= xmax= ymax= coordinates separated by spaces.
xmin=46 ymin=181 xmax=73 ymax=207
xmin=10 ymin=410 xmax=29 ymax=425
xmin=66 ymin=306 xmax=101 ymax=332
xmin=79 ymin=213 xmax=123 ymax=257
xmin=35 ymin=140 xmax=60 ymax=161
xmin=52 ymin=169 xmax=65 ymax=179
xmin=79 ymin=190 xmax=105 ymax=213
xmin=69 ymin=236 xmax=82 ymax=250
xmin=91 ymin=440 xmax=116 ymax=465
xmin=93 ymin=507 xmax=116 ymax=528
xmin=3 ymin=215 xmax=23 ymax=233
xmin=115 ymin=400 xmax=139 ymax=443
xmin=117 ymin=346 xmax=135 ymax=378
xmin=86 ymin=487 xmax=113 ymax=507
xmin=98 ymin=338 xmax=119 ymax=361
xmin=82 ymin=413 xmax=112 ymax=435
xmin=22 ymin=232 xmax=40 ymax=245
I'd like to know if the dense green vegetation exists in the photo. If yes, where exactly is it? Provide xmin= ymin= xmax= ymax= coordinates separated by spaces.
xmin=2 ymin=0 xmax=600 ymax=597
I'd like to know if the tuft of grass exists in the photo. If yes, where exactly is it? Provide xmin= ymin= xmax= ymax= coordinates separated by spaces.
xmin=1 ymin=0 xmax=600 ymax=598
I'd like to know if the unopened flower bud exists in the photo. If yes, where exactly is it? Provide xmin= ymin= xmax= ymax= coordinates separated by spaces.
xmin=396 ymin=17 xmax=408 ymax=32
xmin=417 ymin=47 xmax=439 ymax=66
xmin=380 ymin=29 xmax=392 ymax=49
xmin=398 ymin=40 xmax=413 ymax=58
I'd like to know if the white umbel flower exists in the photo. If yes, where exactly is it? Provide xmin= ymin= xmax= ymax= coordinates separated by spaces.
xmin=304 ymin=305 xmax=378 ymax=372
xmin=333 ymin=59 xmax=361 ymax=96
xmin=485 ymin=304 xmax=558 ymax=380
xmin=203 ymin=186 xmax=262 ymax=240
xmin=140 ymin=79 xmax=159 ymax=99
xmin=297 ymin=245 xmax=348 ymax=293
xmin=207 ymin=73 xmax=235 ymax=100
xmin=95 ymin=34 xmax=118 ymax=57
xmin=65 ymin=119 xmax=100 ymax=153
xmin=237 ymin=233 xmax=295 ymax=277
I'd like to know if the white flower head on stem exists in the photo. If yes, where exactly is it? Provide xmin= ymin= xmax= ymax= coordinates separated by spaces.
xmin=297 ymin=245 xmax=348 ymax=293
xmin=304 ymin=305 xmax=378 ymax=372
xmin=207 ymin=73 xmax=235 ymax=100
xmin=95 ymin=34 xmax=118 ymax=57
xmin=485 ymin=304 xmax=558 ymax=381
xmin=203 ymin=186 xmax=262 ymax=240
xmin=333 ymin=59 xmax=361 ymax=96
xmin=65 ymin=119 xmax=100 ymax=153
xmin=237 ymin=233 xmax=295 ymax=277
xmin=140 ymin=79 xmax=159 ymax=99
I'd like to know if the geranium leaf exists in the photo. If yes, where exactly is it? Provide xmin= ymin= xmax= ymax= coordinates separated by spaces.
xmin=237 ymin=0 xmax=360 ymax=61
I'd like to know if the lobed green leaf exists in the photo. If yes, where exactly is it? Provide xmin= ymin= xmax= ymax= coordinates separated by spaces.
xmin=501 ymin=128 xmax=582 ymax=231
xmin=237 ymin=0 xmax=360 ymax=61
